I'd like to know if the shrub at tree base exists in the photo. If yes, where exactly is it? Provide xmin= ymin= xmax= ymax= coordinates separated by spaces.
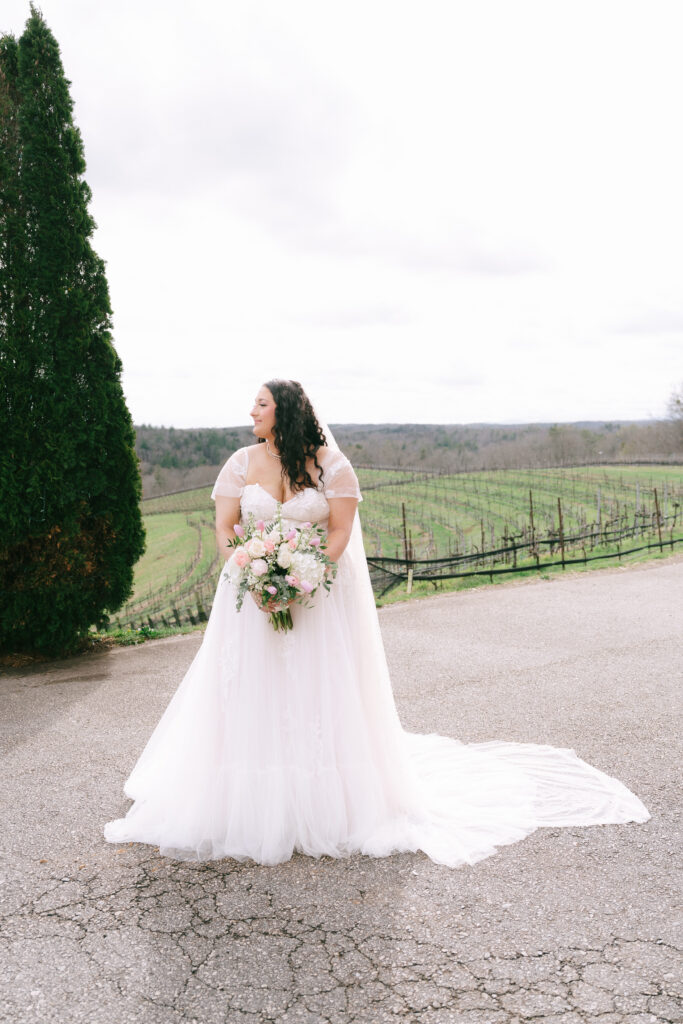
xmin=1 ymin=508 xmax=121 ymax=653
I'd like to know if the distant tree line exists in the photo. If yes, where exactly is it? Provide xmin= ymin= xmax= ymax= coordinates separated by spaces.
xmin=136 ymin=425 xmax=251 ymax=471
xmin=135 ymin=415 xmax=682 ymax=498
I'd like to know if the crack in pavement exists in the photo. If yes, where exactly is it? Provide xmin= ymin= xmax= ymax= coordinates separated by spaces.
xmin=1 ymin=849 xmax=681 ymax=1023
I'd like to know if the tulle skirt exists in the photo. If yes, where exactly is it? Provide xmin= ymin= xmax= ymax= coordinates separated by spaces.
xmin=104 ymin=555 xmax=650 ymax=867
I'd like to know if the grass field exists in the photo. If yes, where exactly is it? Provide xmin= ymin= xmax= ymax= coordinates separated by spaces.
xmin=109 ymin=464 xmax=682 ymax=631
xmin=111 ymin=510 xmax=220 ymax=628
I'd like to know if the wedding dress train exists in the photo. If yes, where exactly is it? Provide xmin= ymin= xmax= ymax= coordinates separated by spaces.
xmin=104 ymin=446 xmax=649 ymax=867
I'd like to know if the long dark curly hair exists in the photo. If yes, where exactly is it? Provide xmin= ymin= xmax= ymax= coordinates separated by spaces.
xmin=260 ymin=379 xmax=327 ymax=492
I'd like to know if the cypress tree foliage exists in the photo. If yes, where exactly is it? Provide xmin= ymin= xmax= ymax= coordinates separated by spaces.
xmin=0 ymin=6 xmax=145 ymax=655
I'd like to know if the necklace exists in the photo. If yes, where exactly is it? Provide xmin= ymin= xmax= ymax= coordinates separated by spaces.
xmin=265 ymin=440 xmax=281 ymax=460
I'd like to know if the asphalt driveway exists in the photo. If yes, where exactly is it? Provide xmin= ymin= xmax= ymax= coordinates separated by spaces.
xmin=1 ymin=557 xmax=681 ymax=1023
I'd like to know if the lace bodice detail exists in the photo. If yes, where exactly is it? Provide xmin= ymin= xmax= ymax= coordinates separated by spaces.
xmin=241 ymin=483 xmax=331 ymax=528
xmin=211 ymin=445 xmax=362 ymax=529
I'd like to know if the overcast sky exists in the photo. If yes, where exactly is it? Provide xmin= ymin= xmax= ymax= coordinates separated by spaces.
xmin=4 ymin=1 xmax=682 ymax=427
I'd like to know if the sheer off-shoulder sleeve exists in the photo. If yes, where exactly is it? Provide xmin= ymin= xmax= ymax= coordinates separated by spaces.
xmin=211 ymin=447 xmax=249 ymax=501
xmin=321 ymin=450 xmax=363 ymax=502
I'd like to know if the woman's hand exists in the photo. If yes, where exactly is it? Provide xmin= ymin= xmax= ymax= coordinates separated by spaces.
xmin=250 ymin=592 xmax=293 ymax=613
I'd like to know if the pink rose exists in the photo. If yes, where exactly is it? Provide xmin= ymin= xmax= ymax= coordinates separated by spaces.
xmin=264 ymin=539 xmax=276 ymax=553
xmin=300 ymin=581 xmax=313 ymax=593
xmin=233 ymin=524 xmax=245 ymax=537
xmin=250 ymin=558 xmax=268 ymax=577
xmin=309 ymin=536 xmax=321 ymax=547
xmin=288 ymin=537 xmax=298 ymax=550
xmin=266 ymin=585 xmax=277 ymax=595
xmin=287 ymin=574 xmax=299 ymax=587
xmin=233 ymin=548 xmax=250 ymax=568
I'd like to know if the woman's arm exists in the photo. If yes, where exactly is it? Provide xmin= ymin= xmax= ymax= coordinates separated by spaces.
xmin=215 ymin=495 xmax=242 ymax=561
xmin=325 ymin=497 xmax=358 ymax=562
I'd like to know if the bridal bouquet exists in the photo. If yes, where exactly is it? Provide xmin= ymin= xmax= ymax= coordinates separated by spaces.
xmin=223 ymin=507 xmax=336 ymax=632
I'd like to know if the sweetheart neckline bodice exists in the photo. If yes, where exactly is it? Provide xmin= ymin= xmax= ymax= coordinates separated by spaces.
xmin=243 ymin=482 xmax=322 ymax=507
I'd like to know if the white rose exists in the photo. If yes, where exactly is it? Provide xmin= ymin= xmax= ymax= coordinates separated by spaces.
xmin=226 ymin=552 xmax=243 ymax=583
xmin=276 ymin=544 xmax=293 ymax=569
xmin=246 ymin=537 xmax=266 ymax=558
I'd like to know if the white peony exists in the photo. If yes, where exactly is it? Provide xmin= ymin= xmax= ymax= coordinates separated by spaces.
xmin=289 ymin=551 xmax=326 ymax=590
xmin=250 ymin=558 xmax=268 ymax=577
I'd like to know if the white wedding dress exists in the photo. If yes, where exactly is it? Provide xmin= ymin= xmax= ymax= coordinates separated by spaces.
xmin=104 ymin=446 xmax=649 ymax=867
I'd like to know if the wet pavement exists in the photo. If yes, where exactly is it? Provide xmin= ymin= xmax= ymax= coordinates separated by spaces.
xmin=1 ymin=557 xmax=681 ymax=1023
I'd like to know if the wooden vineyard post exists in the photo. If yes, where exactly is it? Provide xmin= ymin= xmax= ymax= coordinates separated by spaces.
xmin=557 ymin=497 xmax=565 ymax=569
xmin=654 ymin=488 xmax=664 ymax=553
xmin=635 ymin=481 xmax=640 ymax=537
xmin=596 ymin=486 xmax=601 ymax=548
xmin=529 ymin=490 xmax=540 ymax=569
xmin=401 ymin=501 xmax=410 ymax=589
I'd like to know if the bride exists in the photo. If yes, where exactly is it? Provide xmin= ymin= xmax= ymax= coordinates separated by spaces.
xmin=104 ymin=379 xmax=649 ymax=866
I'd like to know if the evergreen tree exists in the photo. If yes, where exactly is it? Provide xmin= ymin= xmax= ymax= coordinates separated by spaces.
xmin=0 ymin=6 xmax=145 ymax=655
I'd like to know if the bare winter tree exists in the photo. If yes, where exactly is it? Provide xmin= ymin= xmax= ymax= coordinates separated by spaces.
xmin=668 ymin=382 xmax=683 ymax=445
